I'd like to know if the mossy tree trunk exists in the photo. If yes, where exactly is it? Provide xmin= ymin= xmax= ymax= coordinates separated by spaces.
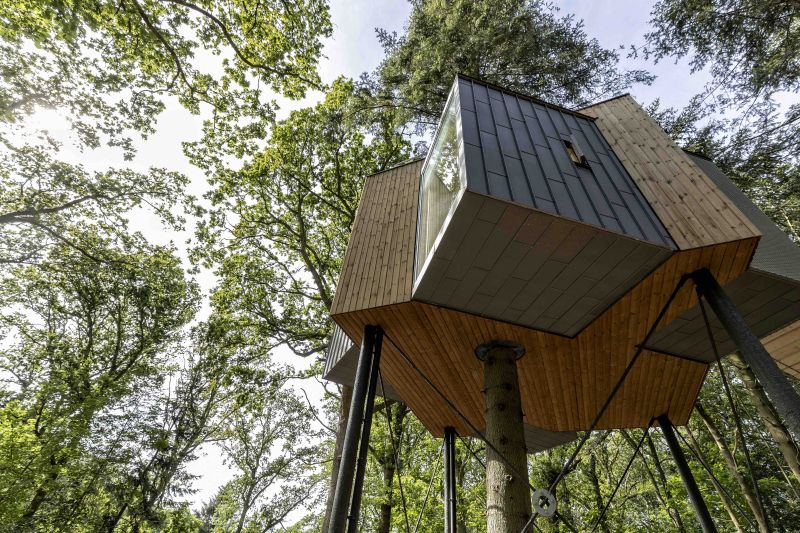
xmin=729 ymin=351 xmax=800 ymax=484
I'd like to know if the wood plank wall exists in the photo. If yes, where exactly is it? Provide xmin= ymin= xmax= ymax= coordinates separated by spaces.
xmin=580 ymin=95 xmax=760 ymax=250
xmin=335 ymin=238 xmax=758 ymax=434
xmin=330 ymin=159 xmax=423 ymax=316
xmin=763 ymin=320 xmax=800 ymax=378
xmin=328 ymin=96 xmax=766 ymax=434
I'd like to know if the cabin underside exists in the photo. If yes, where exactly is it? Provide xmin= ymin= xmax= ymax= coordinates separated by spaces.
xmin=332 ymin=238 xmax=756 ymax=436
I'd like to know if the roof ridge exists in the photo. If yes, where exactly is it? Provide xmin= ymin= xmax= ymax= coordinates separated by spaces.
xmin=365 ymin=157 xmax=425 ymax=179
xmin=455 ymin=73 xmax=596 ymax=121
xmin=576 ymin=92 xmax=632 ymax=110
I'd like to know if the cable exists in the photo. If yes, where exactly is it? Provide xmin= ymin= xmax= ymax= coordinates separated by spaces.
xmin=674 ymin=428 xmax=757 ymax=530
xmin=590 ymin=424 xmax=652 ymax=532
xmin=522 ymin=275 xmax=690 ymax=533
xmin=547 ymin=275 xmax=690 ymax=494
xmin=458 ymin=435 xmax=486 ymax=470
xmin=555 ymin=511 xmax=579 ymax=533
xmin=456 ymin=435 xmax=546 ymax=533
xmin=389 ymin=274 xmax=688 ymax=533
xmin=384 ymin=332 xmax=548 ymax=533
xmin=411 ymin=440 xmax=444 ymax=533
xmin=697 ymin=291 xmax=770 ymax=531
xmin=383 ymin=332 xmax=538 ymax=494
xmin=378 ymin=368 xmax=411 ymax=533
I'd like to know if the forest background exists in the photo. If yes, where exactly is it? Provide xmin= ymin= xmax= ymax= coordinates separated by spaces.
xmin=1 ymin=0 xmax=799 ymax=531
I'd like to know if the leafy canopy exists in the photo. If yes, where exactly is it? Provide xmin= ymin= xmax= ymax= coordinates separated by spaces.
xmin=0 ymin=0 xmax=332 ymax=265
xmin=198 ymin=78 xmax=410 ymax=359
xmin=646 ymin=0 xmax=800 ymax=103
xmin=374 ymin=0 xmax=654 ymax=126
xmin=1 ymin=0 xmax=332 ymax=143
xmin=0 ymin=232 xmax=199 ymax=529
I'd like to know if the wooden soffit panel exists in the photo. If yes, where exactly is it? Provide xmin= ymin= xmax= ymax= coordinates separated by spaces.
xmin=333 ymin=237 xmax=758 ymax=434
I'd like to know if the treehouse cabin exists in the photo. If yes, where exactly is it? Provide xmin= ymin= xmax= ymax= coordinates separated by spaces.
xmin=323 ymin=75 xmax=800 ymax=452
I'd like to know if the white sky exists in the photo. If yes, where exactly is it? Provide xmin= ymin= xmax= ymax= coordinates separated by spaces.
xmin=14 ymin=0 xmax=778 ymax=518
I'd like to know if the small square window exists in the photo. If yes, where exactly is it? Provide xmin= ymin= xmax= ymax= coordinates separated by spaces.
xmin=563 ymin=139 xmax=588 ymax=167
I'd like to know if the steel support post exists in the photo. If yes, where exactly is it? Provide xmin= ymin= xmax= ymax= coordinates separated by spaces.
xmin=658 ymin=415 xmax=717 ymax=533
xmin=346 ymin=327 xmax=383 ymax=533
xmin=692 ymin=268 xmax=800 ymax=438
xmin=444 ymin=427 xmax=457 ymax=533
xmin=329 ymin=325 xmax=378 ymax=533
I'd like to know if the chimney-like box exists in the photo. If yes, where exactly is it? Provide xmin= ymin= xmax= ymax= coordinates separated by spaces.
xmin=413 ymin=77 xmax=674 ymax=337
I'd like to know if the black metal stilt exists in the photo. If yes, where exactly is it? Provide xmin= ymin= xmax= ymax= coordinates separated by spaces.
xmin=692 ymin=268 xmax=800 ymax=438
xmin=444 ymin=427 xmax=457 ymax=533
xmin=658 ymin=415 xmax=717 ymax=533
xmin=329 ymin=325 xmax=378 ymax=533
xmin=347 ymin=327 xmax=383 ymax=533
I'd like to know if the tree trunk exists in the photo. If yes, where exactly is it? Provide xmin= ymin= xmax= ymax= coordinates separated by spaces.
xmin=22 ymin=454 xmax=60 ymax=524
xmin=377 ymin=460 xmax=394 ymax=533
xmin=729 ymin=351 xmax=800 ymax=484
xmin=685 ymin=426 xmax=746 ymax=533
xmin=650 ymin=434 xmax=687 ymax=532
xmin=322 ymin=385 xmax=352 ymax=532
xmin=377 ymin=402 xmax=408 ymax=533
xmin=587 ymin=454 xmax=610 ymax=533
xmin=620 ymin=430 xmax=686 ymax=532
xmin=480 ymin=341 xmax=531 ymax=533
xmin=455 ymin=453 xmax=469 ymax=533
xmin=695 ymin=404 xmax=769 ymax=533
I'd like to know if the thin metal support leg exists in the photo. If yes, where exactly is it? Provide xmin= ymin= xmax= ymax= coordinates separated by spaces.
xmin=444 ymin=427 xmax=457 ymax=533
xmin=347 ymin=327 xmax=383 ymax=533
xmin=692 ymin=268 xmax=800 ymax=438
xmin=329 ymin=325 xmax=378 ymax=533
xmin=658 ymin=414 xmax=717 ymax=533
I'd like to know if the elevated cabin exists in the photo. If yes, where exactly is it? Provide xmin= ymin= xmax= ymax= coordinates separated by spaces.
xmin=324 ymin=75 xmax=799 ymax=450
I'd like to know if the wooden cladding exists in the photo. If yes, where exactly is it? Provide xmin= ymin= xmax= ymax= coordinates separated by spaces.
xmin=763 ymin=320 xmax=800 ymax=378
xmin=334 ymin=238 xmax=758 ymax=434
xmin=580 ymin=95 xmax=760 ymax=250
xmin=327 ymin=91 xmax=773 ymax=437
xmin=330 ymin=159 xmax=422 ymax=316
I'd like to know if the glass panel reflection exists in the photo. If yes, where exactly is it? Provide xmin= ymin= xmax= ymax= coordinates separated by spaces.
xmin=416 ymin=92 xmax=462 ymax=278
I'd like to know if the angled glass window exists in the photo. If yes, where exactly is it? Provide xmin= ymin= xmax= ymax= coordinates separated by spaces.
xmin=415 ymin=89 xmax=463 ymax=278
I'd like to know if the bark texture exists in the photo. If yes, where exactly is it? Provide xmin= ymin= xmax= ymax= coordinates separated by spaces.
xmin=730 ymin=351 xmax=800 ymax=484
xmin=481 ymin=343 xmax=531 ymax=533
xmin=696 ymin=404 xmax=768 ymax=533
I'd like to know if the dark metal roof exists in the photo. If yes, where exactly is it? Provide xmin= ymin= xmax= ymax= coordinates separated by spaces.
xmin=456 ymin=73 xmax=597 ymax=121
xmin=688 ymin=154 xmax=800 ymax=283
xmin=455 ymin=76 xmax=673 ymax=248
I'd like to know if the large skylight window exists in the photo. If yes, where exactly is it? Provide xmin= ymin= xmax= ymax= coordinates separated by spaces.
xmin=415 ymin=90 xmax=463 ymax=279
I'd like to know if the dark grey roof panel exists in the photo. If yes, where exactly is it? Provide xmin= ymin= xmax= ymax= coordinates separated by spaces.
xmin=455 ymin=76 xmax=674 ymax=249
xmin=687 ymin=153 xmax=800 ymax=283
